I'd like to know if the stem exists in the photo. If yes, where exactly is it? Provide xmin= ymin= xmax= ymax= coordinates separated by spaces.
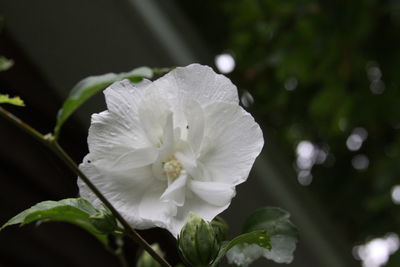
xmin=0 ymin=106 xmax=171 ymax=267
xmin=0 ymin=106 xmax=46 ymax=144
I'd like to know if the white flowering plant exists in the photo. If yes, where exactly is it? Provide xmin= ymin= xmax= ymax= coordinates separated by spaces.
xmin=0 ymin=62 xmax=298 ymax=267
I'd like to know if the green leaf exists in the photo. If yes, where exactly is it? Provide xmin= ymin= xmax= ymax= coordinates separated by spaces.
xmin=89 ymin=207 xmax=118 ymax=234
xmin=225 ymin=207 xmax=298 ymax=266
xmin=0 ymin=198 xmax=109 ymax=246
xmin=54 ymin=67 xmax=154 ymax=138
xmin=0 ymin=56 xmax=14 ymax=71
xmin=243 ymin=207 xmax=298 ymax=238
xmin=0 ymin=94 xmax=25 ymax=106
xmin=210 ymin=230 xmax=271 ymax=267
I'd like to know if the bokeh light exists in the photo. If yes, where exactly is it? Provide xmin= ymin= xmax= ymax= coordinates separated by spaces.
xmin=215 ymin=53 xmax=235 ymax=74
xmin=391 ymin=185 xmax=400 ymax=205
xmin=241 ymin=90 xmax=254 ymax=107
xmin=353 ymin=233 xmax=399 ymax=267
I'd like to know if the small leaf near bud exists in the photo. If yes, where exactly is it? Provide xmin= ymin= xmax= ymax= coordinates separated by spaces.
xmin=178 ymin=213 xmax=219 ymax=266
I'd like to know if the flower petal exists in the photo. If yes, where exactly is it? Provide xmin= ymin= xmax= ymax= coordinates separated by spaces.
xmin=200 ymin=102 xmax=264 ymax=185
xmin=88 ymin=110 xmax=151 ymax=160
xmin=188 ymin=180 xmax=236 ymax=206
xmin=138 ymin=184 xmax=177 ymax=228
xmin=138 ymin=94 xmax=171 ymax=146
xmin=160 ymin=174 xmax=187 ymax=207
xmin=95 ymin=146 xmax=158 ymax=172
xmin=146 ymin=64 xmax=239 ymax=107
xmin=183 ymin=99 xmax=205 ymax=154
xmin=78 ymin=157 xmax=156 ymax=229
xmin=104 ymin=79 xmax=150 ymax=125
xmin=168 ymin=194 xmax=232 ymax=237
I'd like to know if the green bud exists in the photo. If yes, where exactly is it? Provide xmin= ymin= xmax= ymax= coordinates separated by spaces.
xmin=178 ymin=213 xmax=219 ymax=266
xmin=210 ymin=216 xmax=229 ymax=243
xmin=137 ymin=243 xmax=164 ymax=267
xmin=89 ymin=208 xmax=118 ymax=234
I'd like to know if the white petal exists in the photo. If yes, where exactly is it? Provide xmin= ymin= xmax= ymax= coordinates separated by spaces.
xmin=95 ymin=146 xmax=158 ymax=172
xmin=78 ymin=156 xmax=156 ymax=229
xmin=138 ymin=94 xmax=171 ymax=146
xmin=138 ymin=184 xmax=177 ymax=228
xmin=160 ymin=174 xmax=187 ymax=207
xmin=167 ymin=194 xmax=231 ymax=237
xmin=188 ymin=180 xmax=236 ymax=206
xmin=200 ymin=102 xmax=264 ymax=185
xmin=161 ymin=112 xmax=175 ymax=152
xmin=104 ymin=79 xmax=150 ymax=125
xmin=183 ymin=99 xmax=205 ymax=154
xmin=174 ymin=141 xmax=212 ymax=182
xmin=88 ymin=110 xmax=151 ymax=160
xmin=174 ymin=142 xmax=197 ymax=173
xmin=146 ymin=64 xmax=239 ymax=107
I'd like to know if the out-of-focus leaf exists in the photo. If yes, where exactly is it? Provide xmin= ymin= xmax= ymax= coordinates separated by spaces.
xmin=210 ymin=230 xmax=270 ymax=267
xmin=137 ymin=243 xmax=164 ymax=267
xmin=0 ymin=56 xmax=14 ymax=71
xmin=0 ymin=94 xmax=25 ymax=106
xmin=243 ymin=207 xmax=298 ymax=238
xmin=0 ymin=198 xmax=109 ymax=246
xmin=226 ymin=207 xmax=298 ymax=266
xmin=54 ymin=67 xmax=154 ymax=138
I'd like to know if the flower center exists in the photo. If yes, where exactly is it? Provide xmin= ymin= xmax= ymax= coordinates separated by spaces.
xmin=163 ymin=156 xmax=183 ymax=181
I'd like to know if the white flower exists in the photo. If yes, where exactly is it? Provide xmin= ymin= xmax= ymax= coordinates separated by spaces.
xmin=78 ymin=64 xmax=264 ymax=237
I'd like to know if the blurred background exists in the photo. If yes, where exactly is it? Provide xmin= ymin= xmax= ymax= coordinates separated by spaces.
xmin=1 ymin=0 xmax=399 ymax=266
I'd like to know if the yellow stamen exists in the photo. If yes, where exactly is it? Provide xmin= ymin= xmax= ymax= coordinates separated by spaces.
xmin=163 ymin=156 xmax=183 ymax=181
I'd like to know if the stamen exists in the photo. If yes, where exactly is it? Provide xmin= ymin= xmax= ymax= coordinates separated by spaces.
xmin=163 ymin=156 xmax=183 ymax=181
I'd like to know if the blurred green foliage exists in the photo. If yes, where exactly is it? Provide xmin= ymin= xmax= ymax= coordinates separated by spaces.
xmin=178 ymin=0 xmax=400 ymax=264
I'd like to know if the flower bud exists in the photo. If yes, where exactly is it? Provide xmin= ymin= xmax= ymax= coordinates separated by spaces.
xmin=89 ymin=209 xmax=118 ymax=234
xmin=177 ymin=213 xmax=219 ymax=266
xmin=210 ymin=216 xmax=229 ymax=243
xmin=137 ymin=243 xmax=164 ymax=267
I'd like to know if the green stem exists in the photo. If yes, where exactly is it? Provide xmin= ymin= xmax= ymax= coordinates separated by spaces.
xmin=0 ymin=106 xmax=46 ymax=144
xmin=0 ymin=106 xmax=171 ymax=267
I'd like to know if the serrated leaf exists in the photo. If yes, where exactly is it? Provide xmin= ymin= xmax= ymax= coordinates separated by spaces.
xmin=0 ymin=56 xmax=14 ymax=71
xmin=226 ymin=207 xmax=298 ymax=266
xmin=54 ymin=67 xmax=154 ymax=138
xmin=0 ymin=198 xmax=109 ymax=246
xmin=0 ymin=94 xmax=25 ymax=106
xmin=210 ymin=230 xmax=270 ymax=267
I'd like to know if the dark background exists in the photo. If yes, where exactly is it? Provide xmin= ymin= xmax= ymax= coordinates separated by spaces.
xmin=1 ymin=0 xmax=399 ymax=266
